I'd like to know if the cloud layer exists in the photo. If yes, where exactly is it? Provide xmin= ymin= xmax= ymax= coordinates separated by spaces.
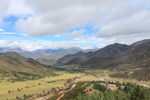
xmin=14 ymin=0 xmax=150 ymax=37
xmin=0 ymin=0 xmax=150 ymax=50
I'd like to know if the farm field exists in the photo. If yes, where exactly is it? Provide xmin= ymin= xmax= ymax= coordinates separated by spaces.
xmin=0 ymin=69 xmax=150 ymax=100
xmin=0 ymin=73 xmax=82 ymax=100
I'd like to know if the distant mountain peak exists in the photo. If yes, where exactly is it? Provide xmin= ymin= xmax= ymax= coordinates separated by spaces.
xmin=75 ymin=51 xmax=84 ymax=55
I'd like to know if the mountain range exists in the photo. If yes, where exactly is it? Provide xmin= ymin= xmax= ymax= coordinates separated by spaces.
xmin=56 ymin=39 xmax=150 ymax=80
xmin=56 ymin=39 xmax=150 ymax=69
xmin=0 ymin=47 xmax=97 ymax=65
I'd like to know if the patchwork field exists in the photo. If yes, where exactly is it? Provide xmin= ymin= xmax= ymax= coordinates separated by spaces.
xmin=0 ymin=73 xmax=82 ymax=100
xmin=0 ymin=69 xmax=150 ymax=100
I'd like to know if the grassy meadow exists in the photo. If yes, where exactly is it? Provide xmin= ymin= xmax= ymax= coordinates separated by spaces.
xmin=0 ymin=73 xmax=82 ymax=100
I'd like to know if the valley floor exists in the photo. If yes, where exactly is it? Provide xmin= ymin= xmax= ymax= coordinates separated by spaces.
xmin=0 ymin=72 xmax=82 ymax=100
xmin=0 ymin=70 xmax=150 ymax=100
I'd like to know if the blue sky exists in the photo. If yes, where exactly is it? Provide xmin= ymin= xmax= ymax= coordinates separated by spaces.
xmin=0 ymin=0 xmax=150 ymax=51
xmin=0 ymin=18 xmax=98 ymax=43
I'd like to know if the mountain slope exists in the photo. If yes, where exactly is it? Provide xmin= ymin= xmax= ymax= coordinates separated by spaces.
xmin=56 ymin=43 xmax=130 ymax=68
xmin=56 ymin=51 xmax=89 ymax=66
xmin=19 ymin=47 xmax=83 ymax=60
xmin=0 ymin=52 xmax=56 ymax=81
xmin=0 ymin=47 xmax=22 ymax=52
xmin=36 ymin=58 xmax=57 ymax=65
xmin=109 ymin=41 xmax=150 ymax=69
xmin=81 ymin=43 xmax=130 ymax=68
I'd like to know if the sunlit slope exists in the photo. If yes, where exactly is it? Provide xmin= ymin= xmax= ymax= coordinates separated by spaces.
xmin=0 ymin=52 xmax=55 ymax=81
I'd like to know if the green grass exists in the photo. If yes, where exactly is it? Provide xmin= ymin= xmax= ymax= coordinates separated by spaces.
xmin=0 ymin=73 xmax=82 ymax=100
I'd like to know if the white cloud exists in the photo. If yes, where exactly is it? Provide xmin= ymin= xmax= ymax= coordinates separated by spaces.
xmin=0 ymin=40 xmax=7 ymax=46
xmin=16 ymin=5 xmax=93 ymax=36
xmin=0 ymin=0 xmax=33 ymax=26
xmin=0 ymin=0 xmax=10 ymax=25
xmin=1 ymin=31 xmax=150 ymax=51
xmin=14 ymin=0 xmax=149 ymax=36
xmin=7 ymin=0 xmax=33 ymax=16
xmin=0 ymin=39 xmax=81 ymax=51
xmin=0 ymin=28 xmax=4 ymax=32
xmin=97 ymin=11 xmax=150 ymax=37
xmin=15 ymin=0 xmax=122 ymax=36
xmin=67 ymin=29 xmax=85 ymax=38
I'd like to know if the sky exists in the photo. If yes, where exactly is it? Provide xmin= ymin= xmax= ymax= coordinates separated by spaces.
xmin=0 ymin=0 xmax=150 ymax=51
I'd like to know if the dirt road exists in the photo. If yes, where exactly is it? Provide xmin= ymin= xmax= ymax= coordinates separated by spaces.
xmin=104 ymin=71 xmax=109 ymax=78
xmin=34 ymin=94 xmax=54 ymax=100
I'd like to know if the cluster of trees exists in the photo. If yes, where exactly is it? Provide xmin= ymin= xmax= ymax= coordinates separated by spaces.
xmin=15 ymin=95 xmax=32 ymax=100
xmin=4 ymin=69 xmax=58 ymax=82
xmin=76 ymin=82 xmax=150 ymax=100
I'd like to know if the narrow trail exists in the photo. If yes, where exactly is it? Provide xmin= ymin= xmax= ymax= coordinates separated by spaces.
xmin=34 ymin=94 xmax=54 ymax=100
xmin=56 ymin=93 xmax=65 ymax=100
xmin=71 ymin=84 xmax=76 ymax=89
xmin=104 ymin=71 xmax=109 ymax=78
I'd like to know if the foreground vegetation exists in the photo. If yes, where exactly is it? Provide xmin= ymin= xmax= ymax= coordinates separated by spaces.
xmin=76 ymin=81 xmax=150 ymax=100
xmin=46 ymin=81 xmax=150 ymax=100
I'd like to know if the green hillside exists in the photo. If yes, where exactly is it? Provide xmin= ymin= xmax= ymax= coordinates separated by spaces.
xmin=0 ymin=52 xmax=56 ymax=82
